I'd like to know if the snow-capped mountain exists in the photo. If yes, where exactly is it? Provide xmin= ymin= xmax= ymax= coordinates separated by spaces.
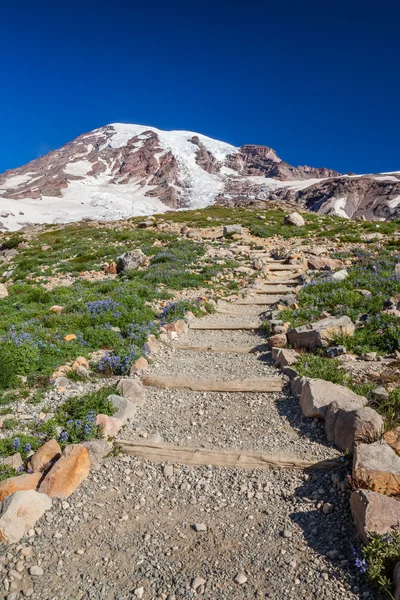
xmin=0 ymin=123 xmax=399 ymax=230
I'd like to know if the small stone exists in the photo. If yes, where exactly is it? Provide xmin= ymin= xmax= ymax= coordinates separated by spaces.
xmin=322 ymin=503 xmax=334 ymax=515
xmin=326 ymin=550 xmax=339 ymax=560
xmin=163 ymin=465 xmax=174 ymax=479
xmin=191 ymin=576 xmax=206 ymax=591
xmin=134 ymin=587 xmax=144 ymax=598
xmin=233 ymin=573 xmax=247 ymax=585
xmin=282 ymin=529 xmax=292 ymax=538
xmin=29 ymin=566 xmax=43 ymax=576
xmin=193 ymin=523 xmax=207 ymax=532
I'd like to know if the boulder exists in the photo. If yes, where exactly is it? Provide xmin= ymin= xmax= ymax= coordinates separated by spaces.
xmin=350 ymin=489 xmax=400 ymax=544
xmin=291 ymin=376 xmax=307 ymax=399
xmin=129 ymin=357 xmax=149 ymax=374
xmin=353 ymin=442 xmax=400 ymax=496
xmin=0 ymin=453 xmax=23 ymax=470
xmin=38 ymin=444 xmax=90 ymax=499
xmin=0 ymin=473 xmax=42 ymax=502
xmin=384 ymin=426 xmax=400 ymax=454
xmin=72 ymin=356 xmax=89 ymax=370
xmin=108 ymin=394 xmax=138 ymax=422
xmin=284 ymin=212 xmax=305 ymax=227
xmin=0 ymin=283 xmax=8 ymax=299
xmin=96 ymin=414 xmax=124 ymax=438
xmin=307 ymin=258 xmax=342 ymax=271
xmin=164 ymin=319 xmax=188 ymax=336
xmin=0 ymin=490 xmax=52 ymax=544
xmin=325 ymin=404 xmax=383 ymax=453
xmin=267 ymin=333 xmax=287 ymax=349
xmin=332 ymin=269 xmax=349 ymax=281
xmin=29 ymin=439 xmax=61 ymax=473
xmin=117 ymin=249 xmax=148 ymax=273
xmin=116 ymin=379 xmax=146 ymax=406
xmin=223 ymin=225 xmax=242 ymax=236
xmin=287 ymin=316 xmax=355 ymax=349
xmin=273 ymin=348 xmax=299 ymax=368
xmin=143 ymin=334 xmax=160 ymax=355
xmin=300 ymin=378 xmax=366 ymax=420
xmin=83 ymin=439 xmax=111 ymax=470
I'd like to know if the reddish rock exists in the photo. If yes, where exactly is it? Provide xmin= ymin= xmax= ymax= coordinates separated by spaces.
xmin=0 ymin=490 xmax=52 ymax=545
xmin=105 ymin=262 xmax=117 ymax=274
xmin=353 ymin=442 xmax=400 ymax=496
xmin=72 ymin=356 xmax=89 ymax=370
xmin=164 ymin=320 xmax=188 ymax=336
xmin=0 ymin=473 xmax=42 ymax=502
xmin=307 ymin=258 xmax=343 ymax=271
xmin=130 ymin=357 xmax=149 ymax=373
xmin=325 ymin=405 xmax=383 ymax=453
xmin=64 ymin=334 xmax=76 ymax=342
xmin=38 ymin=444 xmax=90 ymax=499
xmin=384 ymin=426 xmax=400 ymax=454
xmin=267 ymin=333 xmax=287 ymax=349
xmin=29 ymin=439 xmax=62 ymax=473
xmin=350 ymin=489 xmax=400 ymax=544
xmin=96 ymin=414 xmax=123 ymax=438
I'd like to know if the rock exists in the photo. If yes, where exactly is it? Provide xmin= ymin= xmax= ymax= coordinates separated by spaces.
xmin=29 ymin=439 xmax=61 ymax=473
xmin=300 ymin=378 xmax=366 ymax=419
xmin=82 ymin=439 xmax=111 ymax=470
xmin=353 ymin=442 xmax=400 ymax=496
xmin=284 ymin=212 xmax=305 ymax=227
xmin=0 ymin=490 xmax=52 ymax=544
xmin=108 ymin=394 xmax=138 ymax=423
xmin=291 ymin=376 xmax=306 ymax=399
xmin=64 ymin=334 xmax=76 ymax=342
xmin=143 ymin=334 xmax=160 ymax=355
xmin=332 ymin=269 xmax=349 ymax=281
xmin=273 ymin=348 xmax=299 ymax=368
xmin=0 ymin=473 xmax=42 ymax=502
xmin=0 ymin=283 xmax=8 ymax=299
xmin=72 ymin=356 xmax=89 ymax=370
xmin=116 ymin=379 xmax=146 ymax=406
xmin=384 ymin=426 xmax=400 ymax=454
xmin=0 ymin=453 xmax=23 ymax=470
xmin=325 ymin=404 xmax=383 ymax=453
xmin=0 ymin=414 xmax=14 ymax=428
xmin=38 ymin=444 xmax=90 ymax=499
xmin=267 ymin=333 xmax=287 ymax=349
xmin=223 ymin=225 xmax=242 ymax=236
xmin=326 ymin=550 xmax=340 ymax=560
xmin=326 ymin=345 xmax=347 ymax=358
xmin=307 ymin=258 xmax=342 ymax=271
xmin=163 ymin=464 xmax=174 ymax=479
xmin=191 ymin=576 xmax=206 ymax=591
xmin=193 ymin=523 xmax=207 ymax=532
xmin=371 ymin=386 xmax=389 ymax=403
xmin=29 ymin=566 xmax=43 ymax=576
xmin=138 ymin=220 xmax=153 ymax=228
xmin=96 ymin=414 xmax=124 ymax=438
xmin=49 ymin=305 xmax=64 ymax=313
xmin=322 ymin=503 xmax=334 ymax=514
xmin=75 ymin=365 xmax=89 ymax=378
xmin=287 ymin=316 xmax=355 ymax=349
xmin=350 ymin=489 xmax=400 ymax=544
xmin=363 ymin=352 xmax=377 ymax=362
xmin=130 ymin=357 xmax=149 ymax=373
xmin=134 ymin=587 xmax=144 ymax=598
xmin=233 ymin=573 xmax=247 ymax=585
xmin=117 ymin=249 xmax=148 ymax=272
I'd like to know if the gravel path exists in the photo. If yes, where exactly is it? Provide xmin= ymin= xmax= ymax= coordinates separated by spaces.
xmin=0 ymin=299 xmax=378 ymax=600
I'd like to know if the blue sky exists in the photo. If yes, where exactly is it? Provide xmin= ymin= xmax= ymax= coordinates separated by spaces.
xmin=1 ymin=0 xmax=399 ymax=174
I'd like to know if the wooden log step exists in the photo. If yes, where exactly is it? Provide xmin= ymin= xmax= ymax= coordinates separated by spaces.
xmin=141 ymin=375 xmax=283 ymax=392
xmin=116 ymin=440 xmax=337 ymax=471
xmin=268 ymin=264 xmax=304 ymax=271
xmin=189 ymin=321 xmax=260 ymax=330
xmin=248 ymin=287 xmax=296 ymax=295
xmin=255 ymin=280 xmax=300 ymax=285
xmin=234 ymin=298 xmax=281 ymax=305
xmin=168 ymin=343 xmax=269 ymax=354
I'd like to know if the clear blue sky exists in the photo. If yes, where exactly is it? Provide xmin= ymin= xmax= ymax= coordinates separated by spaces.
xmin=1 ymin=0 xmax=399 ymax=174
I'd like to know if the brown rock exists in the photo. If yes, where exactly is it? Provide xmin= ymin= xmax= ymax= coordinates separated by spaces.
xmin=0 ymin=490 xmax=52 ymax=544
xmin=273 ymin=348 xmax=299 ymax=368
xmin=350 ymin=489 xmax=400 ymax=544
xmin=164 ymin=319 xmax=188 ymax=336
xmin=300 ymin=378 xmax=366 ymax=420
xmin=325 ymin=405 xmax=383 ymax=453
xmin=353 ymin=442 xmax=400 ymax=496
xmin=49 ymin=305 xmax=64 ymax=313
xmin=385 ymin=426 xmax=400 ymax=455
xmin=0 ymin=283 xmax=9 ymax=299
xmin=267 ymin=333 xmax=287 ymax=349
xmin=0 ymin=473 xmax=42 ymax=502
xmin=96 ymin=414 xmax=123 ymax=438
xmin=64 ymin=334 xmax=77 ymax=342
xmin=72 ymin=356 xmax=89 ymax=370
xmin=29 ymin=439 xmax=62 ymax=473
xmin=143 ymin=334 xmax=160 ymax=355
xmin=307 ymin=258 xmax=343 ymax=271
xmin=38 ymin=444 xmax=90 ymax=499
xmin=129 ymin=357 xmax=149 ymax=373
xmin=105 ymin=262 xmax=117 ymax=274
xmin=287 ymin=316 xmax=355 ymax=349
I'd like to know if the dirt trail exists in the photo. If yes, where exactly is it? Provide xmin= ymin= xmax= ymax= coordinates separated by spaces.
xmin=2 ymin=272 xmax=377 ymax=600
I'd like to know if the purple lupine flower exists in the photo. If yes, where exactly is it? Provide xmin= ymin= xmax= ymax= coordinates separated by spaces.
xmin=354 ymin=557 xmax=368 ymax=573
xmin=60 ymin=431 xmax=68 ymax=442
xmin=24 ymin=443 xmax=32 ymax=453
xmin=13 ymin=437 xmax=20 ymax=449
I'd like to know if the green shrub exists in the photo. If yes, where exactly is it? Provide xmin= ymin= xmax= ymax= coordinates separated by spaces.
xmin=357 ymin=532 xmax=400 ymax=598
xmin=0 ymin=465 xmax=18 ymax=482
xmin=295 ymin=354 xmax=349 ymax=385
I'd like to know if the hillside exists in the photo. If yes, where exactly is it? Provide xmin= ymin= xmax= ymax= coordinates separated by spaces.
xmin=0 ymin=124 xmax=399 ymax=230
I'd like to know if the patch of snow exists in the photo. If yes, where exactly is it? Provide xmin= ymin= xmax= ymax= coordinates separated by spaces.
xmin=319 ymin=196 xmax=350 ymax=219
xmin=0 ymin=173 xmax=35 ymax=190
xmin=63 ymin=160 xmax=93 ymax=176
xmin=373 ymin=175 xmax=400 ymax=182
xmin=388 ymin=195 xmax=400 ymax=208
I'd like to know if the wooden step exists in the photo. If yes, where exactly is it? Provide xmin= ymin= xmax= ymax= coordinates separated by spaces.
xmin=141 ymin=375 xmax=283 ymax=392
xmin=168 ymin=343 xmax=269 ymax=354
xmin=189 ymin=321 xmax=260 ymax=330
xmin=268 ymin=264 xmax=304 ymax=271
xmin=117 ymin=439 xmax=337 ymax=471
xmin=254 ymin=280 xmax=300 ymax=285
xmin=247 ymin=287 xmax=296 ymax=295
xmin=234 ymin=298 xmax=281 ymax=305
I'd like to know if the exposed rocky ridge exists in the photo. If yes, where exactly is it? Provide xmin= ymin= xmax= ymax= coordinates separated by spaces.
xmin=0 ymin=123 xmax=398 ymax=230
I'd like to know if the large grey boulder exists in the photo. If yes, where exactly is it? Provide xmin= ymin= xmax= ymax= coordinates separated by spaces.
xmin=353 ymin=442 xmax=400 ymax=496
xmin=223 ymin=225 xmax=242 ymax=236
xmin=0 ymin=490 xmax=52 ymax=544
xmin=299 ymin=378 xmax=366 ymax=420
xmin=350 ymin=489 xmax=400 ymax=544
xmin=284 ymin=212 xmax=305 ymax=227
xmin=108 ymin=395 xmax=138 ymax=423
xmin=325 ymin=404 xmax=383 ymax=453
xmin=287 ymin=316 xmax=355 ymax=349
xmin=117 ymin=249 xmax=148 ymax=273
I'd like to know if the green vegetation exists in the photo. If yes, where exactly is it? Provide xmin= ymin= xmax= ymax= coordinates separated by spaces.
xmin=356 ymin=532 xmax=400 ymax=598
xmin=0 ymin=465 xmax=19 ymax=482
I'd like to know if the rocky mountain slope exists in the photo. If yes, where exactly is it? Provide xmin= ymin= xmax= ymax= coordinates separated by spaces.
xmin=0 ymin=123 xmax=399 ymax=230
